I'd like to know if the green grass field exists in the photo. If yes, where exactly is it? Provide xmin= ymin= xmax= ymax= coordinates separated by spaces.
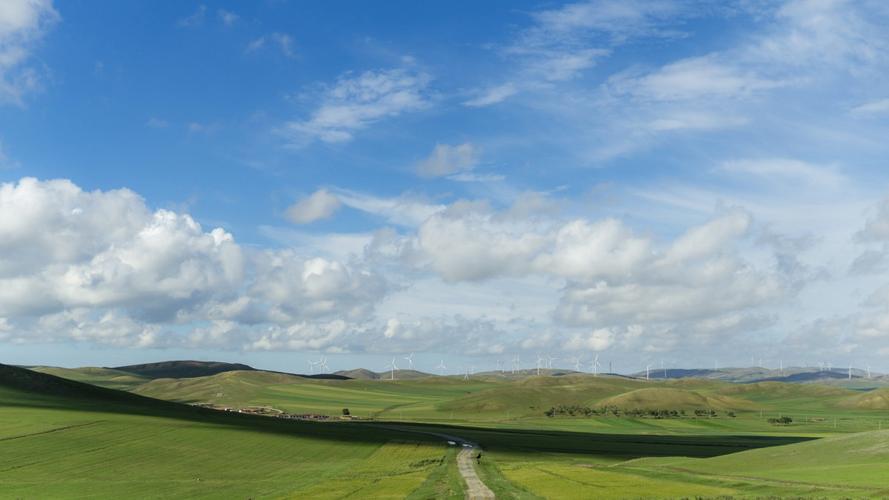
xmin=6 ymin=363 xmax=889 ymax=498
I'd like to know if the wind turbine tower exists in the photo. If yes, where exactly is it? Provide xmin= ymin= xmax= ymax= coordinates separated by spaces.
xmin=403 ymin=353 xmax=414 ymax=370
xmin=389 ymin=358 xmax=398 ymax=381
xmin=591 ymin=354 xmax=600 ymax=377
xmin=437 ymin=360 xmax=447 ymax=376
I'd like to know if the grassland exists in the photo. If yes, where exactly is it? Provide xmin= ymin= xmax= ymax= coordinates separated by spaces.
xmin=128 ymin=369 xmax=889 ymax=437
xmin=0 ymin=365 xmax=450 ymax=499
xmin=8 ymin=363 xmax=889 ymax=498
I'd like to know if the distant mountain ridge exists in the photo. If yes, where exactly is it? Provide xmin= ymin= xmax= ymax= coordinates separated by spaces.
xmin=334 ymin=368 xmax=434 ymax=380
xmin=113 ymin=360 xmax=256 ymax=379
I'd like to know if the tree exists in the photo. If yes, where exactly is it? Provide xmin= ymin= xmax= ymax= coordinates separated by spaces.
xmin=342 ymin=408 xmax=350 ymax=416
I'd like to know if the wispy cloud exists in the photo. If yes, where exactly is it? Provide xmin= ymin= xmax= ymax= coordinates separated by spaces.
xmin=218 ymin=9 xmax=238 ymax=27
xmin=465 ymin=0 xmax=689 ymax=107
xmin=245 ymin=32 xmax=295 ymax=58
xmin=145 ymin=117 xmax=169 ymax=128
xmin=279 ymin=67 xmax=432 ymax=145
xmin=177 ymin=5 xmax=206 ymax=28
xmin=851 ymin=98 xmax=889 ymax=116
xmin=718 ymin=158 xmax=846 ymax=188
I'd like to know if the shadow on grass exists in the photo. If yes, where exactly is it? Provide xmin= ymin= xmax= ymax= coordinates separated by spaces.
xmin=352 ymin=421 xmax=815 ymax=459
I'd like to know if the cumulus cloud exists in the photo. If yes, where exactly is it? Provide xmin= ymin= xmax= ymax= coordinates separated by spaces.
xmin=0 ymin=0 xmax=58 ymax=105
xmin=563 ymin=328 xmax=614 ymax=351
xmin=286 ymin=189 xmax=341 ymax=224
xmin=416 ymin=143 xmax=480 ymax=178
xmin=0 ymin=178 xmax=388 ymax=350
xmin=280 ymin=67 xmax=432 ymax=145
xmin=404 ymin=199 xmax=792 ymax=351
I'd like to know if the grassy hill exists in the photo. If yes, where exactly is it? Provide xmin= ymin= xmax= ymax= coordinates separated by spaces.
xmin=838 ymin=387 xmax=889 ymax=410
xmin=598 ymin=387 xmax=756 ymax=411
xmin=113 ymin=360 xmax=255 ymax=379
xmin=0 ymin=363 xmax=455 ymax=498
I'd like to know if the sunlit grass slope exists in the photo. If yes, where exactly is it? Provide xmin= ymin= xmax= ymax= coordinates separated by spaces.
xmin=28 ymin=365 xmax=151 ymax=391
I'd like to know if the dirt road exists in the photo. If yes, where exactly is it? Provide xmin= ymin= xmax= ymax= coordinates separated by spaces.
xmin=457 ymin=443 xmax=495 ymax=499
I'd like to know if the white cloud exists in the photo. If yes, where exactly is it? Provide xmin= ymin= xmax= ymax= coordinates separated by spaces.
xmin=719 ymin=158 xmax=846 ymax=187
xmin=334 ymin=188 xmax=444 ymax=227
xmin=0 ymin=0 xmax=58 ymax=105
xmin=177 ymin=5 xmax=206 ymax=27
xmin=612 ymin=55 xmax=781 ymax=102
xmin=463 ymin=83 xmax=517 ymax=107
xmin=648 ymin=111 xmax=748 ymax=131
xmin=408 ymin=200 xmax=791 ymax=345
xmin=563 ymin=328 xmax=615 ymax=351
xmin=145 ymin=117 xmax=168 ymax=128
xmin=285 ymin=189 xmax=342 ymax=224
xmin=279 ymin=68 xmax=431 ymax=145
xmin=246 ymin=32 xmax=294 ymax=58
xmin=218 ymin=9 xmax=238 ymax=26
xmin=0 ymin=178 xmax=389 ymax=351
xmin=851 ymin=98 xmax=889 ymax=116
xmin=416 ymin=143 xmax=480 ymax=178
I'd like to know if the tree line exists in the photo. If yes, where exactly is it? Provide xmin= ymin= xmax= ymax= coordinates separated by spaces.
xmin=544 ymin=404 xmax=736 ymax=419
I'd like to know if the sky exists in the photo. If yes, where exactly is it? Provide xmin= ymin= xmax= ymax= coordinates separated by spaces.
xmin=3 ymin=0 xmax=889 ymax=374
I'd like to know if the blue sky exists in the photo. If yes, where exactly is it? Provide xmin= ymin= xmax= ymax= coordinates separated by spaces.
xmin=3 ymin=0 xmax=889 ymax=374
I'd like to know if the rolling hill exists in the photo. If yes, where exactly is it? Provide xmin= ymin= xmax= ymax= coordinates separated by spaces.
xmin=0 ymin=363 xmax=449 ymax=498
xmin=597 ymin=387 xmax=756 ymax=411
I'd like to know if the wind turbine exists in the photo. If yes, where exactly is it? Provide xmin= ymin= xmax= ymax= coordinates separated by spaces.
xmin=319 ymin=357 xmax=329 ymax=373
xmin=437 ymin=359 xmax=447 ymax=376
xmin=867 ymin=364 xmax=872 ymax=379
xmin=848 ymin=363 xmax=852 ymax=380
xmin=512 ymin=354 xmax=520 ymax=374
xmin=307 ymin=359 xmax=319 ymax=374
xmin=645 ymin=364 xmax=651 ymax=380
xmin=591 ymin=354 xmax=601 ymax=377
xmin=572 ymin=356 xmax=582 ymax=372
xmin=403 ymin=353 xmax=414 ymax=370
xmin=496 ymin=359 xmax=503 ymax=373
xmin=547 ymin=355 xmax=557 ymax=369
xmin=536 ymin=355 xmax=544 ymax=376
xmin=388 ymin=357 xmax=399 ymax=381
